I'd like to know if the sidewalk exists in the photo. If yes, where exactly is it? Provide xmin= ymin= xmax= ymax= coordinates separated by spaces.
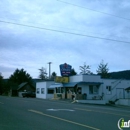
xmin=50 ymin=98 xmax=130 ymax=109
xmin=106 ymin=103 xmax=130 ymax=109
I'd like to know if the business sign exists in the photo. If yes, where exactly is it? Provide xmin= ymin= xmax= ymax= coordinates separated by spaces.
xmin=59 ymin=63 xmax=72 ymax=77
xmin=55 ymin=76 xmax=69 ymax=83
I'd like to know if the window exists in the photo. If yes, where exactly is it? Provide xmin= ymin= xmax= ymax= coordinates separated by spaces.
xmin=106 ymin=86 xmax=112 ymax=94
xmin=41 ymin=88 xmax=44 ymax=94
xmin=89 ymin=85 xmax=98 ymax=94
xmin=48 ymin=89 xmax=54 ymax=94
xmin=93 ymin=86 xmax=98 ymax=93
xmin=37 ymin=88 xmax=40 ymax=94
xmin=77 ymin=87 xmax=82 ymax=94
xmin=56 ymin=87 xmax=61 ymax=93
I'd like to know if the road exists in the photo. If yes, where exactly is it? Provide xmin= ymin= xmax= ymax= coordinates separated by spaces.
xmin=0 ymin=96 xmax=130 ymax=130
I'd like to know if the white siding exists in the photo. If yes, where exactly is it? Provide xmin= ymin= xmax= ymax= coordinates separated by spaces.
xmin=36 ymin=81 xmax=54 ymax=99
xmin=69 ymin=75 xmax=83 ymax=82
xmin=83 ymin=75 xmax=101 ymax=82
xmin=102 ymin=79 xmax=130 ymax=103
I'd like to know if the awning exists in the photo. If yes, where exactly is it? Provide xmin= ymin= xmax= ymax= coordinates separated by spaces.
xmin=63 ymin=82 xmax=78 ymax=87
xmin=49 ymin=83 xmax=63 ymax=88
xmin=49 ymin=81 xmax=103 ymax=88
xmin=78 ymin=81 xmax=103 ymax=85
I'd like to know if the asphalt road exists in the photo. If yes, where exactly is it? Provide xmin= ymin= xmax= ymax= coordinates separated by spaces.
xmin=0 ymin=96 xmax=130 ymax=130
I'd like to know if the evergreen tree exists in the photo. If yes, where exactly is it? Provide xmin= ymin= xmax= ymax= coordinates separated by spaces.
xmin=70 ymin=68 xmax=77 ymax=76
xmin=97 ymin=60 xmax=109 ymax=78
xmin=79 ymin=63 xmax=91 ymax=74
xmin=51 ymin=72 xmax=57 ymax=80
xmin=9 ymin=68 xmax=32 ymax=85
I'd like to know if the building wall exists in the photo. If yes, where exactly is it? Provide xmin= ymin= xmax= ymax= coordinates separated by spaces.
xmin=69 ymin=75 xmax=83 ymax=82
xmin=77 ymin=83 xmax=103 ymax=100
xmin=69 ymin=74 xmax=101 ymax=83
xmin=116 ymin=99 xmax=130 ymax=106
xmin=102 ymin=79 xmax=130 ymax=103
xmin=46 ymin=94 xmax=54 ymax=99
xmin=36 ymin=81 xmax=54 ymax=99
xmin=83 ymin=75 xmax=101 ymax=82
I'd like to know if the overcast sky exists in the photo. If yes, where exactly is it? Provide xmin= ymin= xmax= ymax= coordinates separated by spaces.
xmin=0 ymin=0 xmax=130 ymax=78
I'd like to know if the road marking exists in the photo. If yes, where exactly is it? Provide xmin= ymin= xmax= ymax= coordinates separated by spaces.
xmin=0 ymin=102 xmax=4 ymax=104
xmin=75 ymin=108 xmax=130 ymax=117
xmin=28 ymin=109 xmax=100 ymax=130
xmin=75 ymin=108 xmax=92 ymax=111
xmin=47 ymin=109 xmax=75 ymax=111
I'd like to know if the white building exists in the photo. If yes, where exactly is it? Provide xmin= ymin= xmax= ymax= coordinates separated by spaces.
xmin=36 ymin=81 xmax=55 ymax=99
xmin=36 ymin=75 xmax=130 ymax=105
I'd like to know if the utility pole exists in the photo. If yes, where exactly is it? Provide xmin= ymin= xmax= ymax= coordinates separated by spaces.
xmin=48 ymin=62 xmax=52 ymax=79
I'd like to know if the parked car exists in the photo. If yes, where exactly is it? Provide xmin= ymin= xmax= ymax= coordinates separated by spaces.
xmin=22 ymin=91 xmax=36 ymax=98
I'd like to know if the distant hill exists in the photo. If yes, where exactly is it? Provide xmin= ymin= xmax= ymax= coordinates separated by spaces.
xmin=109 ymin=70 xmax=130 ymax=80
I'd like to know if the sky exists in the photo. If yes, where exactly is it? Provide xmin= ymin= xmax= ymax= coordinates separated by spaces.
xmin=0 ymin=0 xmax=130 ymax=78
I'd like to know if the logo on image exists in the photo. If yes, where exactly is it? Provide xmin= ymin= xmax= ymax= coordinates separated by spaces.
xmin=118 ymin=118 xmax=130 ymax=130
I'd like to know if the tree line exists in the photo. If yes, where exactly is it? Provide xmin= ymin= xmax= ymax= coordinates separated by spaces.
xmin=0 ymin=60 xmax=109 ymax=95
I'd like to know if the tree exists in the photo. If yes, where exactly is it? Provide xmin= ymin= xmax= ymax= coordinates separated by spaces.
xmin=97 ymin=60 xmax=109 ymax=78
xmin=38 ymin=67 xmax=47 ymax=80
xmin=9 ymin=68 xmax=32 ymax=85
xmin=79 ymin=63 xmax=91 ymax=74
xmin=0 ymin=73 xmax=3 ymax=94
xmin=51 ymin=72 xmax=57 ymax=80
xmin=70 ymin=68 xmax=77 ymax=76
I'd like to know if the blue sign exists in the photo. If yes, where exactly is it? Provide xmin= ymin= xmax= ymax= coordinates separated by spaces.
xmin=59 ymin=63 xmax=72 ymax=77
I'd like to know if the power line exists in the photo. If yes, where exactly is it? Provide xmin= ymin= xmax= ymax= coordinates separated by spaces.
xmin=0 ymin=20 xmax=130 ymax=44
xmin=57 ymin=0 xmax=130 ymax=21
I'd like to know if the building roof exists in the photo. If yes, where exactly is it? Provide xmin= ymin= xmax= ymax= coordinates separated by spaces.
xmin=17 ymin=82 xmax=28 ymax=90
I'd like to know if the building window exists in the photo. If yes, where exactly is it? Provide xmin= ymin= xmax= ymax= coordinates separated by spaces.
xmin=56 ymin=87 xmax=61 ymax=93
xmin=37 ymin=88 xmax=40 ymax=94
xmin=41 ymin=88 xmax=45 ymax=94
xmin=48 ymin=89 xmax=54 ymax=94
xmin=106 ymin=86 xmax=112 ymax=94
xmin=77 ymin=87 xmax=82 ymax=94
xmin=89 ymin=85 xmax=98 ymax=94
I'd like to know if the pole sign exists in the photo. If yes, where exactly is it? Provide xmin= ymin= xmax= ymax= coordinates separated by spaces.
xmin=59 ymin=63 xmax=72 ymax=77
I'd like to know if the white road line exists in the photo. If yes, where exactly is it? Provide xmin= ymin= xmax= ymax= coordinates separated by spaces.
xmin=47 ymin=109 xmax=75 ymax=111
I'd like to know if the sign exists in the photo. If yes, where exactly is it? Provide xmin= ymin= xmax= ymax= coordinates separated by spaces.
xmin=55 ymin=76 xmax=69 ymax=83
xmin=59 ymin=63 xmax=72 ymax=77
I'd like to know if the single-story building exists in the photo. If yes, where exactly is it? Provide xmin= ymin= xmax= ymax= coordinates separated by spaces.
xmin=36 ymin=74 xmax=130 ymax=105
xmin=17 ymin=82 xmax=35 ymax=97
xmin=36 ymin=81 xmax=55 ymax=99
